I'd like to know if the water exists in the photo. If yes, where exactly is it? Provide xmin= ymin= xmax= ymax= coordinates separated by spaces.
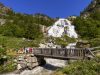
xmin=66 ymin=43 xmax=77 ymax=48
xmin=48 ymin=18 xmax=78 ymax=38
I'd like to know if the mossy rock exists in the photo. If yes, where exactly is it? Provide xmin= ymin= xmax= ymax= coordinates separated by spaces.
xmin=76 ymin=40 xmax=90 ymax=48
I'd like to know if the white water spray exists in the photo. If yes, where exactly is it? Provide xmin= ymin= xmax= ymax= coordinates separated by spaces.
xmin=48 ymin=18 xmax=78 ymax=38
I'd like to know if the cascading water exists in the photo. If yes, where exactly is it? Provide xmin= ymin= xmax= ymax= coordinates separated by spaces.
xmin=48 ymin=18 xmax=78 ymax=38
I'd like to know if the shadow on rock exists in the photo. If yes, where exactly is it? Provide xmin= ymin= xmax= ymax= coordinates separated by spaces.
xmin=41 ymin=63 xmax=60 ymax=71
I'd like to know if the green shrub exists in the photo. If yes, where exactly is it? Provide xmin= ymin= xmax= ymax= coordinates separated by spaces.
xmin=90 ymin=38 xmax=100 ymax=47
xmin=73 ymin=17 xmax=99 ymax=39
xmin=61 ymin=59 xmax=100 ymax=75
xmin=0 ymin=62 xmax=16 ymax=73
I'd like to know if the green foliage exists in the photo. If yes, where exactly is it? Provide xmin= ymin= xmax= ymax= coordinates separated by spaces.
xmin=0 ymin=11 xmax=54 ymax=40
xmin=74 ymin=17 xmax=99 ymax=39
xmin=73 ymin=9 xmax=100 ymax=47
xmin=63 ymin=35 xmax=76 ymax=43
xmin=33 ymin=13 xmax=54 ymax=26
xmin=0 ymin=48 xmax=16 ymax=73
xmin=2 ymin=24 xmax=23 ymax=37
xmin=0 ymin=48 xmax=6 ymax=58
xmin=90 ymin=38 xmax=100 ymax=47
xmin=0 ymin=60 xmax=16 ymax=73
xmin=24 ymin=23 xmax=42 ymax=39
xmin=55 ymin=38 xmax=68 ymax=47
xmin=61 ymin=59 xmax=100 ymax=75
xmin=0 ymin=35 xmax=41 ymax=48
xmin=54 ymin=35 xmax=76 ymax=47
xmin=90 ymin=11 xmax=100 ymax=21
xmin=81 ymin=0 xmax=100 ymax=16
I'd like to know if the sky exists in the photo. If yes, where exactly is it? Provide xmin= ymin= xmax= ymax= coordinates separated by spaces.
xmin=0 ymin=0 xmax=92 ymax=18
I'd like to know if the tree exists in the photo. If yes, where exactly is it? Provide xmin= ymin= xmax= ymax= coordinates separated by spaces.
xmin=73 ymin=17 xmax=99 ymax=39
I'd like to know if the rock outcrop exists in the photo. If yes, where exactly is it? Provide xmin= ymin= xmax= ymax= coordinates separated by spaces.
xmin=0 ymin=3 xmax=11 ymax=15
xmin=81 ymin=0 xmax=100 ymax=17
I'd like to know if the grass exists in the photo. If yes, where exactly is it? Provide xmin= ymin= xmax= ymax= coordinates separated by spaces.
xmin=53 ymin=57 xmax=100 ymax=75
xmin=0 ymin=35 xmax=24 ymax=48
xmin=0 ymin=34 xmax=41 ymax=49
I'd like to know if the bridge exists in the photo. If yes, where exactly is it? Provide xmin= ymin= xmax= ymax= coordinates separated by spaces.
xmin=32 ymin=48 xmax=94 ymax=60
xmin=16 ymin=48 xmax=96 ymax=70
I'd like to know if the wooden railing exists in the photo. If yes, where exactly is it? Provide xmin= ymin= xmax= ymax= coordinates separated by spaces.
xmin=32 ymin=48 xmax=89 ymax=60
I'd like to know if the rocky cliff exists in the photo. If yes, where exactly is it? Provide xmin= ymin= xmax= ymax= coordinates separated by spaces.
xmin=81 ymin=0 xmax=100 ymax=17
xmin=0 ymin=3 xmax=11 ymax=16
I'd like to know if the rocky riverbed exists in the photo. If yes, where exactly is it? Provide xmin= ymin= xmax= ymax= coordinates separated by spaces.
xmin=1 ymin=58 xmax=67 ymax=75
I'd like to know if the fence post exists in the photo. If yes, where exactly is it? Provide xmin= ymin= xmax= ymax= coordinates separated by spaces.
xmin=51 ymin=48 xmax=53 ymax=55
xmin=64 ymin=48 xmax=67 ymax=56
xmin=41 ymin=48 xmax=42 ymax=54
xmin=83 ymin=48 xmax=86 ymax=59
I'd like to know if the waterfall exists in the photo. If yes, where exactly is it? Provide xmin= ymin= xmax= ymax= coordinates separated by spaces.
xmin=48 ymin=18 xmax=78 ymax=38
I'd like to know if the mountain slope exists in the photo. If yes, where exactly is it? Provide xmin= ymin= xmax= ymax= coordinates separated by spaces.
xmin=73 ymin=0 xmax=100 ymax=47
xmin=0 ymin=3 xmax=11 ymax=16
xmin=81 ymin=0 xmax=100 ymax=17
xmin=0 ymin=3 xmax=55 ymax=40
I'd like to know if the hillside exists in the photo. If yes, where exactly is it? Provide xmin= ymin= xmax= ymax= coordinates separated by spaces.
xmin=53 ymin=1 xmax=100 ymax=75
xmin=0 ymin=2 xmax=56 ymax=48
xmin=0 ymin=1 xmax=100 ymax=75
xmin=73 ymin=0 xmax=100 ymax=47
xmin=81 ymin=0 xmax=100 ymax=17
xmin=0 ymin=3 xmax=11 ymax=16
xmin=0 ymin=0 xmax=100 ymax=48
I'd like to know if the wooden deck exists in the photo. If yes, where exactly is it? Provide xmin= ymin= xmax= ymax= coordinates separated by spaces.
xmin=32 ymin=48 xmax=93 ymax=60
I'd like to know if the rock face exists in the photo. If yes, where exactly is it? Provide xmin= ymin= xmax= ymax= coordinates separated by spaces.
xmin=0 ymin=3 xmax=11 ymax=15
xmin=48 ymin=18 xmax=78 ymax=38
xmin=39 ymin=43 xmax=61 ymax=48
xmin=76 ymin=40 xmax=90 ymax=48
xmin=81 ymin=0 xmax=100 ymax=17
xmin=0 ymin=19 xmax=6 ymax=25
xmin=3 ymin=57 xmax=66 ymax=75
xmin=17 ymin=54 xmax=39 ymax=70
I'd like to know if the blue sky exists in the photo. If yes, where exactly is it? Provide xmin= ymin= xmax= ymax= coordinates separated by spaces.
xmin=0 ymin=0 xmax=91 ymax=18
